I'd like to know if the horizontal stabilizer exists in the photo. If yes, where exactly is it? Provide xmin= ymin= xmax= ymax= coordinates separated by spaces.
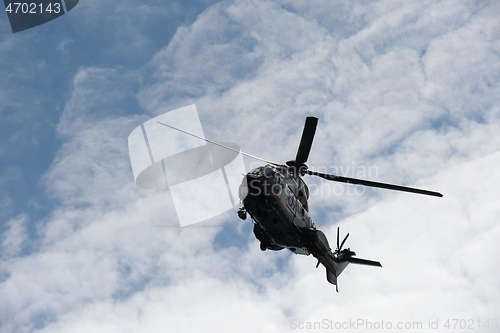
xmin=347 ymin=257 xmax=382 ymax=267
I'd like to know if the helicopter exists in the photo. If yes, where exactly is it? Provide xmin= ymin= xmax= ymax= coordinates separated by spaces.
xmin=157 ymin=117 xmax=443 ymax=291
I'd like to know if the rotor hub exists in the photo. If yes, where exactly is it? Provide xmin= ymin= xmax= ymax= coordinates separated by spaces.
xmin=285 ymin=160 xmax=308 ymax=176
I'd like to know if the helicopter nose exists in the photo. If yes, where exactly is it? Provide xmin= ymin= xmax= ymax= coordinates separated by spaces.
xmin=238 ymin=175 xmax=249 ymax=201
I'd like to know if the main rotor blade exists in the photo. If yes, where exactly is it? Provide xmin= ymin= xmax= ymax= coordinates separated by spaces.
xmin=157 ymin=121 xmax=281 ymax=167
xmin=307 ymin=171 xmax=443 ymax=197
xmin=295 ymin=117 xmax=318 ymax=166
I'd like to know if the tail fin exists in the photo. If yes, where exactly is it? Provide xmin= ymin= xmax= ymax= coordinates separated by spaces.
xmin=319 ymin=254 xmax=381 ymax=292
xmin=325 ymin=261 xmax=349 ymax=292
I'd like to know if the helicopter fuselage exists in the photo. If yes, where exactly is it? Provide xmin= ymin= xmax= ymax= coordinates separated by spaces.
xmin=239 ymin=164 xmax=330 ymax=256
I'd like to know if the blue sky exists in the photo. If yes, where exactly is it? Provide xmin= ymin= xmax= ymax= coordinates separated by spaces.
xmin=1 ymin=0 xmax=500 ymax=332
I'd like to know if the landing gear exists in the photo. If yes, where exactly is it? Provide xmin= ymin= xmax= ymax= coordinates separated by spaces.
xmin=253 ymin=223 xmax=284 ymax=251
xmin=237 ymin=207 xmax=247 ymax=220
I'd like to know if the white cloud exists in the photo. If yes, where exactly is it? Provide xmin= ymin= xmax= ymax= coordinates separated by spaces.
xmin=65 ymin=0 xmax=176 ymax=52
xmin=1 ymin=214 xmax=28 ymax=258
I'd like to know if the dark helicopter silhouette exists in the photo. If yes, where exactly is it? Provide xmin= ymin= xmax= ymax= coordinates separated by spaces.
xmin=158 ymin=117 xmax=442 ymax=291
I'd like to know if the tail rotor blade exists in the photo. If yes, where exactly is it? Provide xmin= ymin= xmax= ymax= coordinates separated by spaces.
xmin=339 ymin=233 xmax=349 ymax=251
xmin=336 ymin=227 xmax=340 ymax=251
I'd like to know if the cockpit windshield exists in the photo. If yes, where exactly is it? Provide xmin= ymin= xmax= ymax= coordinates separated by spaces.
xmin=249 ymin=165 xmax=277 ymax=177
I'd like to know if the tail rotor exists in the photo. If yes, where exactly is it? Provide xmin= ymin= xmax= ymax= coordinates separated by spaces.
xmin=334 ymin=226 xmax=349 ymax=256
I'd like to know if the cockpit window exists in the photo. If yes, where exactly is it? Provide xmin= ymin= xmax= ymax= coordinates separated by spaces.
xmin=250 ymin=166 xmax=264 ymax=175
xmin=298 ymin=178 xmax=310 ymax=199
xmin=263 ymin=166 xmax=275 ymax=177
xmin=249 ymin=165 xmax=277 ymax=178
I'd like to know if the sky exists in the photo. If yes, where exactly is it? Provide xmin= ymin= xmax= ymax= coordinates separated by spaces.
xmin=1 ymin=0 xmax=499 ymax=332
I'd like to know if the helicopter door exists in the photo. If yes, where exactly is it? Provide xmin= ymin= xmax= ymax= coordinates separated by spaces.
xmin=284 ymin=185 xmax=310 ymax=228
xmin=285 ymin=186 xmax=298 ymax=216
